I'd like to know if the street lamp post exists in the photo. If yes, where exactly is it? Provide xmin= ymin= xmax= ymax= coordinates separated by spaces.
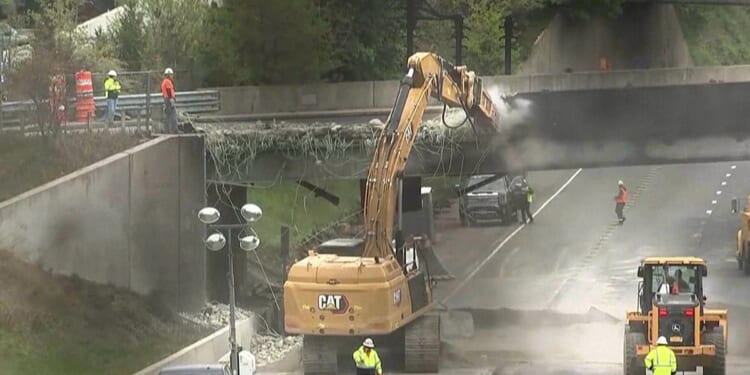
xmin=198 ymin=203 xmax=263 ymax=375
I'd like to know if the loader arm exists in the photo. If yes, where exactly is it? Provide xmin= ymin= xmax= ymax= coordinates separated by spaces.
xmin=362 ymin=52 xmax=501 ymax=258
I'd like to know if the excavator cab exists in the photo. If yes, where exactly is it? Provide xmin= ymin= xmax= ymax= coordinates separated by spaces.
xmin=625 ymin=257 xmax=727 ymax=375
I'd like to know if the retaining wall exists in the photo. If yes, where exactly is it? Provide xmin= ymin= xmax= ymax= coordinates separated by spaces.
xmin=0 ymin=135 xmax=206 ymax=310
xmin=212 ymin=65 xmax=750 ymax=115
xmin=134 ymin=318 xmax=256 ymax=375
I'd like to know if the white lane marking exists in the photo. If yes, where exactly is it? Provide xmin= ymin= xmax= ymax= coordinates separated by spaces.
xmin=442 ymin=168 xmax=583 ymax=302
xmin=731 ymin=165 xmax=737 ymax=169
xmin=706 ymin=209 xmax=713 ymax=215
xmin=712 ymin=200 xmax=717 ymax=205
xmin=721 ymin=181 xmax=727 ymax=186
xmin=726 ymin=173 xmax=732 ymax=178
xmin=497 ymin=246 xmax=523 ymax=278
xmin=716 ymin=190 xmax=722 ymax=195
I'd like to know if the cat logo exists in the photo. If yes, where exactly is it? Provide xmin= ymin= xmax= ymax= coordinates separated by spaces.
xmin=318 ymin=294 xmax=349 ymax=314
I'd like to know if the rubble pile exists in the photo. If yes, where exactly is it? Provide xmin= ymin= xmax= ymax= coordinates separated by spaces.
xmin=180 ymin=302 xmax=302 ymax=367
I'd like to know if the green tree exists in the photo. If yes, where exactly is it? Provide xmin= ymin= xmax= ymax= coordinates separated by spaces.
xmin=318 ymin=0 xmax=405 ymax=81
xmin=198 ymin=0 xmax=332 ymax=85
xmin=7 ymin=0 xmax=121 ymax=136
xmin=110 ymin=0 xmax=144 ymax=70
xmin=548 ymin=0 xmax=624 ymax=20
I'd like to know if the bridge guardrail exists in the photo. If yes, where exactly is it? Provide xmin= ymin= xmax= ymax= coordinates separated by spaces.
xmin=0 ymin=90 xmax=220 ymax=127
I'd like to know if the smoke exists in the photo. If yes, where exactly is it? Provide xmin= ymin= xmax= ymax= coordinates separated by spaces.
xmin=486 ymin=85 xmax=534 ymax=132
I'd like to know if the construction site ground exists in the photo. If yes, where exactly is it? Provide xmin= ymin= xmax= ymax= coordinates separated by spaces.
xmin=260 ymin=162 xmax=750 ymax=374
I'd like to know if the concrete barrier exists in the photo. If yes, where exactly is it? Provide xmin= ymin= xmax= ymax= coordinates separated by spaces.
xmin=213 ymin=65 xmax=750 ymax=115
xmin=0 ymin=135 xmax=206 ymax=310
xmin=134 ymin=318 xmax=256 ymax=375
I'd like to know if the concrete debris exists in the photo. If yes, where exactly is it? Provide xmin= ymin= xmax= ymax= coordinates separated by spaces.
xmin=179 ymin=302 xmax=301 ymax=367
xmin=180 ymin=302 xmax=254 ymax=329
xmin=249 ymin=334 xmax=302 ymax=368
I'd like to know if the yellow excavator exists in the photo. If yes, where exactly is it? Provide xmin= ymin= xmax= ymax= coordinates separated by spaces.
xmin=282 ymin=52 xmax=502 ymax=374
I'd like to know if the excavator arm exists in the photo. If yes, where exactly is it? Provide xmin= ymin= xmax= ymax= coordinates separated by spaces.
xmin=363 ymin=52 xmax=501 ymax=258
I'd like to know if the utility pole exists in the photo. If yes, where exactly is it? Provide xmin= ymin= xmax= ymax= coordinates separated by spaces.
xmin=454 ymin=16 xmax=463 ymax=65
xmin=406 ymin=0 xmax=417 ymax=58
xmin=504 ymin=15 xmax=513 ymax=75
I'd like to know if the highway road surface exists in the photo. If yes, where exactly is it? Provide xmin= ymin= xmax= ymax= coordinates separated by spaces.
xmin=259 ymin=161 xmax=750 ymax=374
xmin=432 ymin=161 xmax=750 ymax=374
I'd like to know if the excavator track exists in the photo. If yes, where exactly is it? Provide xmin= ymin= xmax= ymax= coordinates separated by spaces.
xmin=302 ymin=335 xmax=338 ymax=375
xmin=404 ymin=312 xmax=441 ymax=373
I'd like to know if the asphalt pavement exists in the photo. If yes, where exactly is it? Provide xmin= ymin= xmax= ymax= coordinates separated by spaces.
xmin=431 ymin=162 xmax=750 ymax=374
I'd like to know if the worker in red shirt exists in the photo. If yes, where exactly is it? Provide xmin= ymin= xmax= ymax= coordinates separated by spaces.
xmin=614 ymin=180 xmax=628 ymax=224
xmin=161 ymin=67 xmax=178 ymax=133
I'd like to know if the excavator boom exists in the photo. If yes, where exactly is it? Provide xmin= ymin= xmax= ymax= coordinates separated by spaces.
xmin=363 ymin=52 xmax=501 ymax=258
xmin=284 ymin=52 xmax=502 ymax=374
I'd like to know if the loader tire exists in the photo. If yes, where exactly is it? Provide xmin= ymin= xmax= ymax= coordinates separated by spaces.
xmin=703 ymin=329 xmax=726 ymax=375
xmin=623 ymin=326 xmax=646 ymax=375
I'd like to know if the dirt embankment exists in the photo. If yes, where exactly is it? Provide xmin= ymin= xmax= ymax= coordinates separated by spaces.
xmin=0 ymin=249 xmax=210 ymax=375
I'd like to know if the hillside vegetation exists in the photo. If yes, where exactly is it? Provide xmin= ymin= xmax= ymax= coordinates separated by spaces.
xmin=676 ymin=4 xmax=750 ymax=65
xmin=0 ymin=250 xmax=209 ymax=375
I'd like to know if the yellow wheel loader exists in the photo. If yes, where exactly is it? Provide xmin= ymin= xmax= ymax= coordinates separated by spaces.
xmin=282 ymin=52 xmax=503 ymax=374
xmin=624 ymin=257 xmax=728 ymax=375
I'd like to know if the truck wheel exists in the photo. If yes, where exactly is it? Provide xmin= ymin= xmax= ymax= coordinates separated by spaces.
xmin=623 ymin=327 xmax=646 ymax=375
xmin=703 ymin=329 xmax=726 ymax=375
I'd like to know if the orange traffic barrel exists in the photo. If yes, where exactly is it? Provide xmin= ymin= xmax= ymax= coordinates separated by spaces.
xmin=75 ymin=70 xmax=95 ymax=122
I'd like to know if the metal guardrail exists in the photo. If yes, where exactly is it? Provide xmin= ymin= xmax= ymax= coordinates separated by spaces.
xmin=0 ymin=90 xmax=220 ymax=126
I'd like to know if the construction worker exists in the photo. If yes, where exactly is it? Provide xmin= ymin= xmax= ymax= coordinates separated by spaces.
xmin=104 ymin=70 xmax=121 ymax=128
xmin=161 ymin=67 xmax=178 ymax=133
xmin=353 ymin=338 xmax=382 ymax=375
xmin=644 ymin=336 xmax=677 ymax=375
xmin=671 ymin=269 xmax=690 ymax=294
xmin=614 ymin=180 xmax=628 ymax=224
xmin=520 ymin=179 xmax=534 ymax=224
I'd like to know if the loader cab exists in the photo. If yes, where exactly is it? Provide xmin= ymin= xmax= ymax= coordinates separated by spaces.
xmin=637 ymin=258 xmax=708 ymax=316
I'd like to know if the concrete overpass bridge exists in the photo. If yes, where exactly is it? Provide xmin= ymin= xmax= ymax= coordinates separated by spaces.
xmin=202 ymin=64 xmax=750 ymax=184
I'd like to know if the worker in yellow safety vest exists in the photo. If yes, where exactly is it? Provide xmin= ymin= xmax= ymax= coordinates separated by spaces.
xmin=103 ymin=70 xmax=121 ymax=128
xmin=644 ymin=336 xmax=677 ymax=375
xmin=353 ymin=337 xmax=382 ymax=375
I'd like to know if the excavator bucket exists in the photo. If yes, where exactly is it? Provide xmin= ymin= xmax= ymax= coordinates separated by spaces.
xmin=421 ymin=245 xmax=454 ymax=280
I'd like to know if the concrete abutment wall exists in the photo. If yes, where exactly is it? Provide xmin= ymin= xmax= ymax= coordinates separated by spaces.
xmin=0 ymin=135 xmax=207 ymax=311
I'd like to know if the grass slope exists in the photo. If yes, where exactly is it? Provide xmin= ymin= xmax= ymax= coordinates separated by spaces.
xmin=249 ymin=176 xmax=459 ymax=259
xmin=0 ymin=251 xmax=209 ymax=375
xmin=0 ymin=133 xmax=144 ymax=202
xmin=676 ymin=4 xmax=750 ymax=65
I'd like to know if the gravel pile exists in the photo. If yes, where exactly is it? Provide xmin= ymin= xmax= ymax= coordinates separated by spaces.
xmin=180 ymin=302 xmax=302 ymax=367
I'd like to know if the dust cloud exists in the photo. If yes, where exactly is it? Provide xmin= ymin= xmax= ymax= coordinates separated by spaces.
xmin=442 ymin=308 xmax=624 ymax=369
xmin=486 ymin=85 xmax=533 ymax=133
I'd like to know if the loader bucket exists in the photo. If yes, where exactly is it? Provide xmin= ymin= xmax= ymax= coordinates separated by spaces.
xmin=421 ymin=245 xmax=454 ymax=280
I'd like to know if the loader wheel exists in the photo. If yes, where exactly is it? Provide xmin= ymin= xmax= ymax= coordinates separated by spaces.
xmin=703 ymin=329 xmax=726 ymax=375
xmin=623 ymin=327 xmax=646 ymax=375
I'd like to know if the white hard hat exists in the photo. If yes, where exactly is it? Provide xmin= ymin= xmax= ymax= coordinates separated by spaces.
xmin=107 ymin=70 xmax=117 ymax=77
xmin=657 ymin=336 xmax=668 ymax=345
xmin=618 ymin=180 xmax=624 ymax=185
xmin=363 ymin=338 xmax=374 ymax=348
xmin=164 ymin=67 xmax=174 ymax=75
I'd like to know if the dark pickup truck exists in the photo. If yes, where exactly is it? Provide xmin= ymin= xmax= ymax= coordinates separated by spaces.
xmin=457 ymin=174 xmax=518 ymax=226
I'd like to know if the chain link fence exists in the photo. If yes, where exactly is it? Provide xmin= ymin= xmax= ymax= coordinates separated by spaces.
xmin=0 ymin=68 xmax=205 ymax=133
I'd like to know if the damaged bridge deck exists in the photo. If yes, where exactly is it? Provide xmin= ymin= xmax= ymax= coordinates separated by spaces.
xmin=203 ymin=80 xmax=750 ymax=184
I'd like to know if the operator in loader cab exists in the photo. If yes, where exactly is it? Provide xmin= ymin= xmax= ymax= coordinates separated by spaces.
xmin=644 ymin=336 xmax=677 ymax=375
xmin=353 ymin=338 xmax=383 ymax=375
